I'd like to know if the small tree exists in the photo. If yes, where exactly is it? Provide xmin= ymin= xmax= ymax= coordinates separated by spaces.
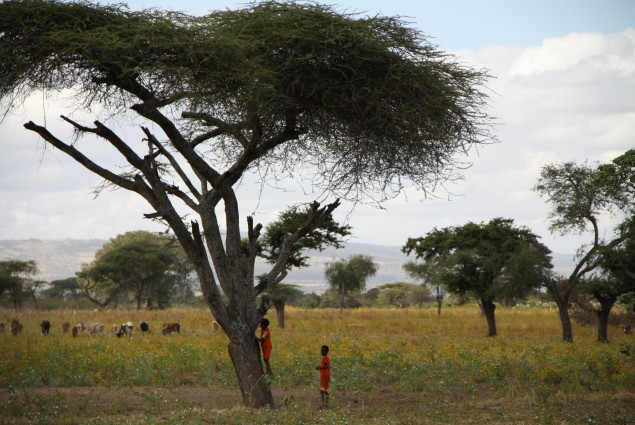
xmin=404 ymin=218 xmax=552 ymax=336
xmin=534 ymin=150 xmax=635 ymax=342
xmin=0 ymin=260 xmax=38 ymax=310
xmin=44 ymin=277 xmax=83 ymax=301
xmin=376 ymin=282 xmax=421 ymax=308
xmin=264 ymin=283 xmax=303 ymax=328
xmin=325 ymin=255 xmax=378 ymax=309
xmin=253 ymin=205 xmax=351 ymax=326
xmin=579 ymin=274 xmax=634 ymax=342
xmin=78 ymin=231 xmax=188 ymax=309
xmin=403 ymin=257 xmax=452 ymax=315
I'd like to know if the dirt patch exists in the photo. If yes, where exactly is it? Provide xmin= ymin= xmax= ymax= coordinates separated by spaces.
xmin=2 ymin=385 xmax=634 ymax=424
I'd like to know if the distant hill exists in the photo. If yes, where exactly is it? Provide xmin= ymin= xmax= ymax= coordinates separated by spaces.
xmin=0 ymin=239 xmax=576 ymax=294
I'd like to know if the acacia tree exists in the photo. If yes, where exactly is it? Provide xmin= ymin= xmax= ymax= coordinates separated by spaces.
xmin=403 ymin=218 xmax=552 ymax=336
xmin=78 ymin=231 xmax=187 ymax=310
xmin=255 ymin=205 xmax=351 ymax=327
xmin=403 ymin=257 xmax=451 ymax=315
xmin=0 ymin=1 xmax=494 ymax=407
xmin=0 ymin=260 xmax=38 ymax=310
xmin=534 ymin=150 xmax=635 ymax=342
xmin=325 ymin=254 xmax=378 ymax=309
xmin=584 ymin=220 xmax=635 ymax=342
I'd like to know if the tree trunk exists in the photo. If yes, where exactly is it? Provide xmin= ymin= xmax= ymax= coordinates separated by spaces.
xmin=481 ymin=299 xmax=497 ymax=337
xmin=274 ymin=301 xmax=285 ymax=329
xmin=436 ymin=286 xmax=442 ymax=316
xmin=546 ymin=279 xmax=574 ymax=342
xmin=556 ymin=299 xmax=573 ymax=342
xmin=596 ymin=296 xmax=616 ymax=343
xmin=227 ymin=329 xmax=274 ymax=408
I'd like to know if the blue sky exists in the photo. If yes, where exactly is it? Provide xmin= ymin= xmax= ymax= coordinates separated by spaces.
xmin=117 ymin=0 xmax=635 ymax=50
xmin=1 ymin=0 xmax=634 ymax=260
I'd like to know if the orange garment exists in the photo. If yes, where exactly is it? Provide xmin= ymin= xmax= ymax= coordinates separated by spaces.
xmin=319 ymin=355 xmax=330 ymax=393
xmin=260 ymin=327 xmax=272 ymax=360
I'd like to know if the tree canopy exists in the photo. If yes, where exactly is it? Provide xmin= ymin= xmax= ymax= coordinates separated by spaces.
xmin=403 ymin=218 xmax=552 ymax=336
xmin=0 ymin=0 xmax=495 ymax=407
xmin=0 ymin=260 xmax=38 ymax=310
xmin=533 ymin=149 xmax=635 ymax=342
xmin=77 ymin=231 xmax=191 ymax=310
xmin=325 ymin=254 xmax=378 ymax=308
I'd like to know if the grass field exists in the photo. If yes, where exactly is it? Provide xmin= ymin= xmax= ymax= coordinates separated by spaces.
xmin=1 ymin=305 xmax=634 ymax=424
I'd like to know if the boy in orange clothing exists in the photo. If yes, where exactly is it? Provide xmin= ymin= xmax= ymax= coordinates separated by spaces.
xmin=259 ymin=318 xmax=273 ymax=375
xmin=316 ymin=345 xmax=330 ymax=408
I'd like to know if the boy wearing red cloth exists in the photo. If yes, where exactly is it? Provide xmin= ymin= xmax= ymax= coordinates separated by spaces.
xmin=316 ymin=345 xmax=330 ymax=408
xmin=259 ymin=318 xmax=273 ymax=375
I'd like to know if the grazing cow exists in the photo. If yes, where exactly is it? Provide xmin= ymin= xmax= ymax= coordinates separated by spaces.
xmin=162 ymin=322 xmax=180 ymax=335
xmin=62 ymin=321 xmax=70 ymax=333
xmin=116 ymin=322 xmax=134 ymax=338
xmin=10 ymin=319 xmax=23 ymax=336
xmin=0 ymin=321 xmax=4 ymax=333
xmin=78 ymin=321 xmax=104 ymax=336
xmin=139 ymin=321 xmax=150 ymax=335
xmin=40 ymin=320 xmax=51 ymax=336
xmin=72 ymin=326 xmax=78 ymax=338
xmin=623 ymin=324 xmax=632 ymax=335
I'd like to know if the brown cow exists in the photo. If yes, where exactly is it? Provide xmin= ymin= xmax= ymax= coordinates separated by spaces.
xmin=162 ymin=322 xmax=180 ymax=335
xmin=10 ymin=319 xmax=23 ymax=336
xmin=62 ymin=321 xmax=70 ymax=333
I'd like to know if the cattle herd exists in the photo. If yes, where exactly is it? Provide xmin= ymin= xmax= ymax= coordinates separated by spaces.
xmin=0 ymin=319 xmax=187 ymax=337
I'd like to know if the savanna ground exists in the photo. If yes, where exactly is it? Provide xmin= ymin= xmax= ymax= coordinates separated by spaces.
xmin=1 ymin=306 xmax=634 ymax=424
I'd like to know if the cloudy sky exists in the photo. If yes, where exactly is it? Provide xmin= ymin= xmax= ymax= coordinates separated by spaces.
xmin=1 ymin=0 xmax=634 ymax=256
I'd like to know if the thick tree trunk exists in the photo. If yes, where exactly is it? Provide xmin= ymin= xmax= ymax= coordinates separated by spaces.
xmin=546 ymin=280 xmax=574 ymax=342
xmin=274 ymin=301 xmax=285 ymax=329
xmin=596 ymin=297 xmax=616 ymax=343
xmin=227 ymin=330 xmax=274 ymax=408
xmin=556 ymin=300 xmax=574 ymax=342
xmin=481 ymin=299 xmax=497 ymax=337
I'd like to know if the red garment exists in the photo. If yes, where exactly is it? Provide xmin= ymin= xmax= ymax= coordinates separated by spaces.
xmin=260 ymin=327 xmax=272 ymax=360
xmin=319 ymin=355 xmax=330 ymax=393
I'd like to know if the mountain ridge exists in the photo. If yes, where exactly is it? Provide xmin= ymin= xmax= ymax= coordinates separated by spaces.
xmin=0 ymin=239 xmax=576 ymax=294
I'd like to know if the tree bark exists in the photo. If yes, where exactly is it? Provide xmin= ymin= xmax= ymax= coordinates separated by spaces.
xmin=546 ymin=279 xmax=574 ymax=342
xmin=274 ymin=301 xmax=286 ymax=329
xmin=481 ymin=298 xmax=497 ymax=337
xmin=227 ymin=329 xmax=274 ymax=408
xmin=596 ymin=296 xmax=617 ymax=343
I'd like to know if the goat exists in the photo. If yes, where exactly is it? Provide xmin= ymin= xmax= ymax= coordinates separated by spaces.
xmin=40 ymin=320 xmax=51 ymax=336
xmin=10 ymin=319 xmax=23 ymax=336
xmin=62 ymin=321 xmax=70 ymax=333
xmin=139 ymin=321 xmax=150 ymax=335
xmin=116 ymin=322 xmax=134 ymax=338
xmin=72 ymin=326 xmax=78 ymax=337
xmin=162 ymin=322 xmax=180 ymax=335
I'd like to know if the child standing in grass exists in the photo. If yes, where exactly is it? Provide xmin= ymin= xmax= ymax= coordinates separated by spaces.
xmin=316 ymin=344 xmax=330 ymax=408
xmin=259 ymin=318 xmax=273 ymax=375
